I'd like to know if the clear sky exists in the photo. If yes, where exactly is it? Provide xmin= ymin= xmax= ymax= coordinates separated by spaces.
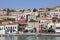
xmin=0 ymin=0 xmax=60 ymax=9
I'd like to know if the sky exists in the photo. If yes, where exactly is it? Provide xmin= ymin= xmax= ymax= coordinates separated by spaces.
xmin=0 ymin=0 xmax=60 ymax=9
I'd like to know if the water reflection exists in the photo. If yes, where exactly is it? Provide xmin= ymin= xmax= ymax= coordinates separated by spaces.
xmin=5 ymin=35 xmax=18 ymax=40
xmin=38 ymin=36 xmax=56 ymax=40
xmin=0 ymin=35 xmax=60 ymax=40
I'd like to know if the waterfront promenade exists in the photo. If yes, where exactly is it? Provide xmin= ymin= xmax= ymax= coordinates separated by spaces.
xmin=0 ymin=33 xmax=60 ymax=36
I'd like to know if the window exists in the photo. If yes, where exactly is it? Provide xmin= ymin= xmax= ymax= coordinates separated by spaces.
xmin=39 ymin=21 xmax=40 ymax=23
xmin=8 ymin=27 xmax=9 ymax=28
xmin=15 ymin=27 xmax=16 ymax=29
xmin=13 ymin=27 xmax=14 ymax=29
xmin=42 ymin=16 xmax=43 ymax=17
xmin=32 ymin=25 xmax=34 ymax=27
xmin=2 ymin=27 xmax=3 ymax=30
xmin=24 ymin=15 xmax=25 ymax=17
xmin=0 ymin=27 xmax=3 ymax=30
xmin=6 ymin=27 xmax=7 ymax=29
xmin=11 ymin=27 xmax=12 ymax=29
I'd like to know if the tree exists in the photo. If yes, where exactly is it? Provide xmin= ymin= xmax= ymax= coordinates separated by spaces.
xmin=28 ymin=9 xmax=31 ymax=11
xmin=7 ymin=8 xmax=10 ymax=15
xmin=3 ymin=9 xmax=6 ymax=11
xmin=47 ymin=8 xmax=52 ymax=11
xmin=19 ymin=9 xmax=25 ymax=12
xmin=9 ymin=9 xmax=16 ymax=12
xmin=29 ymin=19 xmax=38 ymax=22
xmin=22 ymin=9 xmax=25 ymax=12
xmin=33 ymin=8 xmax=37 ymax=12
xmin=20 ymin=10 xmax=23 ymax=12
xmin=58 ymin=18 xmax=60 ymax=22
xmin=4 ymin=18 xmax=15 ymax=21
xmin=47 ymin=26 xmax=55 ymax=33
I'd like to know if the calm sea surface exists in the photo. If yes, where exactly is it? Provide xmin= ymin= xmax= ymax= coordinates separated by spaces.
xmin=0 ymin=35 xmax=60 ymax=40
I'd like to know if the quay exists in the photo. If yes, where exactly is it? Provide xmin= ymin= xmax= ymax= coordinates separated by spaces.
xmin=0 ymin=33 xmax=60 ymax=36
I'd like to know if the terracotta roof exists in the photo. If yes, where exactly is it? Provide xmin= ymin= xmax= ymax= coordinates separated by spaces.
xmin=19 ymin=18 xmax=26 ymax=24
xmin=29 ymin=22 xmax=38 ymax=23
xmin=0 ymin=24 xmax=6 ymax=26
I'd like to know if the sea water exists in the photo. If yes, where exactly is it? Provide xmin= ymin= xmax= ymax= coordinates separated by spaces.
xmin=0 ymin=35 xmax=60 ymax=40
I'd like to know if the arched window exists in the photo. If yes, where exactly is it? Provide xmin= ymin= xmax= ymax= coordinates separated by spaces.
xmin=13 ymin=27 xmax=14 ymax=29
xmin=11 ymin=27 xmax=12 ymax=29
xmin=6 ymin=27 xmax=7 ymax=29
xmin=15 ymin=27 xmax=16 ymax=29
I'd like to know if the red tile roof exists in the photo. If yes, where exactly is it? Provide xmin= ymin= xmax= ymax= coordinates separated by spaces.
xmin=19 ymin=18 xmax=26 ymax=24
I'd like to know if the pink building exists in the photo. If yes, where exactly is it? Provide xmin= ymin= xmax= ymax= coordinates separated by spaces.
xmin=19 ymin=18 xmax=26 ymax=24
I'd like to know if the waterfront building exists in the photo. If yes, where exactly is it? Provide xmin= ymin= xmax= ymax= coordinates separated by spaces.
xmin=40 ymin=17 xmax=52 ymax=27
xmin=47 ymin=22 xmax=55 ymax=29
xmin=0 ymin=24 xmax=5 ymax=34
xmin=18 ymin=17 xmax=27 ymax=32
xmin=25 ymin=20 xmax=39 ymax=32
xmin=5 ymin=24 xmax=18 ymax=34
xmin=0 ymin=5 xmax=60 ymax=33
xmin=55 ymin=23 xmax=60 ymax=32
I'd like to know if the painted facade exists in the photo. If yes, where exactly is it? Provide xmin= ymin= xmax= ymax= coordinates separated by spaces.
xmin=0 ymin=24 xmax=5 ymax=34
xmin=5 ymin=24 xmax=18 ymax=34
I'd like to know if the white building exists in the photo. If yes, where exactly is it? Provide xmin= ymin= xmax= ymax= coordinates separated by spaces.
xmin=50 ymin=6 xmax=60 ymax=18
xmin=5 ymin=24 xmax=18 ymax=34
xmin=49 ymin=10 xmax=59 ymax=17
xmin=28 ymin=15 xmax=37 ymax=21
xmin=0 ymin=9 xmax=7 ymax=16
xmin=0 ymin=24 xmax=5 ymax=34
xmin=55 ymin=23 xmax=60 ymax=32
xmin=25 ymin=22 xmax=39 ymax=32
xmin=31 ymin=12 xmax=38 ymax=16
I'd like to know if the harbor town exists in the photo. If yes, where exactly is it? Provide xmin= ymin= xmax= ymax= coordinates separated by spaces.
xmin=0 ymin=6 xmax=60 ymax=34
xmin=0 ymin=0 xmax=60 ymax=40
